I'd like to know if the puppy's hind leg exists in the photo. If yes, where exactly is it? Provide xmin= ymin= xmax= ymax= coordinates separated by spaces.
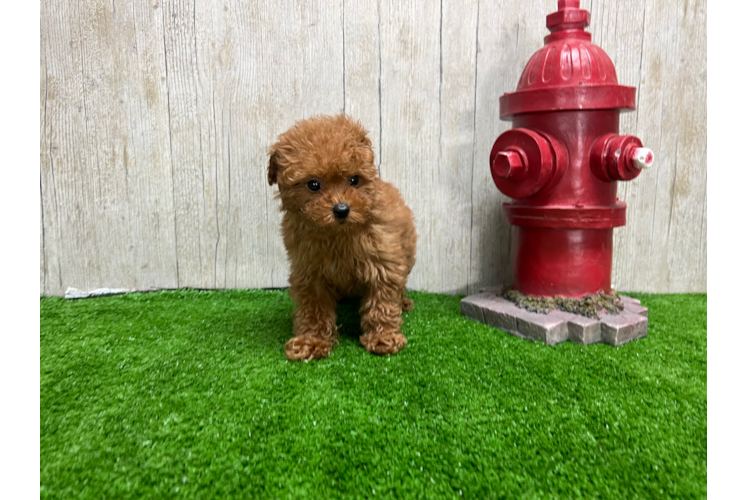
xmin=402 ymin=294 xmax=414 ymax=312
xmin=286 ymin=285 xmax=339 ymax=361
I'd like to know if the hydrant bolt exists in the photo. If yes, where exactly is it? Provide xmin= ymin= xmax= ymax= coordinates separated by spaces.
xmin=490 ymin=128 xmax=568 ymax=200
xmin=492 ymin=150 xmax=524 ymax=179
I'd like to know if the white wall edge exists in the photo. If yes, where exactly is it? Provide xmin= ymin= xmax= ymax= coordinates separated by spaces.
xmin=706 ymin=208 xmax=720 ymax=498
xmin=706 ymin=417 xmax=720 ymax=498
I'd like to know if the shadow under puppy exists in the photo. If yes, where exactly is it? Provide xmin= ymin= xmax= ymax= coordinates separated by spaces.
xmin=268 ymin=114 xmax=417 ymax=361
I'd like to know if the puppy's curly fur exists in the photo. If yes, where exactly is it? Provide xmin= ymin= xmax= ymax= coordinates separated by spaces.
xmin=268 ymin=114 xmax=417 ymax=361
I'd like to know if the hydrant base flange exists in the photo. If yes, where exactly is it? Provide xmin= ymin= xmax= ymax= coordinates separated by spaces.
xmin=461 ymin=287 xmax=648 ymax=346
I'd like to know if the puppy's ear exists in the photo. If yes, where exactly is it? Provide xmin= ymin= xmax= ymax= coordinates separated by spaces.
xmin=355 ymin=121 xmax=372 ymax=147
xmin=267 ymin=146 xmax=280 ymax=186
xmin=354 ymin=129 xmax=375 ymax=167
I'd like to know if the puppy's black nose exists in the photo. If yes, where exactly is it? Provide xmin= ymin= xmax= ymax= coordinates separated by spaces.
xmin=333 ymin=203 xmax=350 ymax=219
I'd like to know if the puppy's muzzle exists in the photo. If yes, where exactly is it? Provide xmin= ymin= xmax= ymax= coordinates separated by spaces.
xmin=333 ymin=203 xmax=350 ymax=219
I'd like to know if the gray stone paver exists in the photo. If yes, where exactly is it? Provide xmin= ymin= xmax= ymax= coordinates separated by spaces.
xmin=461 ymin=290 xmax=648 ymax=346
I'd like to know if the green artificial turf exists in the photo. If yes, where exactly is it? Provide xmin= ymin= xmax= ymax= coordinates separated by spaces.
xmin=41 ymin=289 xmax=706 ymax=499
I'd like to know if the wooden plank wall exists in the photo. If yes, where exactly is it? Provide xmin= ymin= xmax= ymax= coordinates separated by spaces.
xmin=40 ymin=0 xmax=707 ymax=296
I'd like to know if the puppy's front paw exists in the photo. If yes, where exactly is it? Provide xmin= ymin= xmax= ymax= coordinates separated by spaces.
xmin=360 ymin=332 xmax=407 ymax=355
xmin=285 ymin=335 xmax=335 ymax=361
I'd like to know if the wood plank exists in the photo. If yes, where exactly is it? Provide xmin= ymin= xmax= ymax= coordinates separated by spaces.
xmin=378 ymin=0 xmax=442 ymax=292
xmin=661 ymin=0 xmax=707 ymax=292
xmin=41 ymin=0 xmax=105 ymax=295
xmin=40 ymin=0 xmax=68 ymax=295
xmin=40 ymin=183 xmax=46 ymax=294
xmin=343 ymin=0 xmax=381 ymax=170
xmin=161 ymin=0 xmax=214 ymax=288
xmin=39 ymin=25 xmax=49 ymax=295
xmin=120 ymin=0 xmax=180 ymax=291
xmin=76 ymin=0 xmax=137 ymax=290
xmin=437 ymin=0 xmax=480 ymax=294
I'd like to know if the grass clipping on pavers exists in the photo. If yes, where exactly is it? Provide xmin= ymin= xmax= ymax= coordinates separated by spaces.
xmin=502 ymin=286 xmax=624 ymax=318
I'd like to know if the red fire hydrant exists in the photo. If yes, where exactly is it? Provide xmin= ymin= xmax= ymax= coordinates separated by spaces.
xmin=491 ymin=0 xmax=653 ymax=298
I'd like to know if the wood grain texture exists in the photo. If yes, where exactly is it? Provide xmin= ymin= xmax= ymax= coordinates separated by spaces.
xmin=40 ymin=16 xmax=46 ymax=293
xmin=343 ymin=0 xmax=381 ymax=171
xmin=40 ymin=0 xmax=707 ymax=296
xmin=377 ymin=0 xmax=441 ymax=292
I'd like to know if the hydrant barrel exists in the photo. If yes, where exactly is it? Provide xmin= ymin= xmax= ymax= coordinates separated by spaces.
xmin=493 ymin=0 xmax=652 ymax=298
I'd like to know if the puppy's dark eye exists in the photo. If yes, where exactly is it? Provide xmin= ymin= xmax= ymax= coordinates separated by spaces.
xmin=349 ymin=175 xmax=360 ymax=186
xmin=307 ymin=180 xmax=321 ymax=192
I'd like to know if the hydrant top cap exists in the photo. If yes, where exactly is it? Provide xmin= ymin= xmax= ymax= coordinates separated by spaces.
xmin=546 ymin=0 xmax=590 ymax=39
xmin=499 ymin=1 xmax=637 ymax=120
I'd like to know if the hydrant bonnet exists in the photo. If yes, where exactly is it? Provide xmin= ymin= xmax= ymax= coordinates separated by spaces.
xmin=499 ymin=0 xmax=636 ymax=119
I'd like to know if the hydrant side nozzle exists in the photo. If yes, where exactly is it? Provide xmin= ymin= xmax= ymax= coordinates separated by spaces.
xmin=490 ymin=128 xmax=567 ymax=199
xmin=591 ymin=134 xmax=649 ymax=182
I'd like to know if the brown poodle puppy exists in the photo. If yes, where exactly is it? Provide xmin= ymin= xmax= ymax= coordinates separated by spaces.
xmin=267 ymin=114 xmax=417 ymax=361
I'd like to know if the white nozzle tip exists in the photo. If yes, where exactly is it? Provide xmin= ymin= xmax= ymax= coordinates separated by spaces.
xmin=632 ymin=147 xmax=654 ymax=169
